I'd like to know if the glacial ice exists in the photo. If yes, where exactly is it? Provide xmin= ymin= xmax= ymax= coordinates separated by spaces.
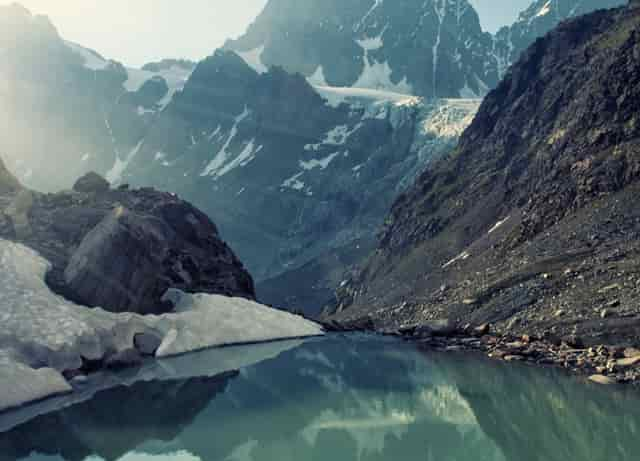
xmin=0 ymin=239 xmax=322 ymax=413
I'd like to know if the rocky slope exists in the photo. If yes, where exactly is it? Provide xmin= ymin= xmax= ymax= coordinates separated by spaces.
xmin=0 ymin=158 xmax=254 ymax=314
xmin=329 ymin=2 xmax=640 ymax=346
xmin=226 ymin=0 xmax=625 ymax=98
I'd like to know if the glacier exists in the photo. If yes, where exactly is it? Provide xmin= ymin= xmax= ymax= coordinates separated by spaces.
xmin=0 ymin=239 xmax=322 ymax=413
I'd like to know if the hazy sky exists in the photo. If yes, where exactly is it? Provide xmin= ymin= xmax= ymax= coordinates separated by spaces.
xmin=4 ymin=0 xmax=533 ymax=67
xmin=471 ymin=0 xmax=532 ymax=32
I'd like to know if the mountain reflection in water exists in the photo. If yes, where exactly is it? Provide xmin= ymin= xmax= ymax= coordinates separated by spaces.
xmin=2 ymin=335 xmax=639 ymax=461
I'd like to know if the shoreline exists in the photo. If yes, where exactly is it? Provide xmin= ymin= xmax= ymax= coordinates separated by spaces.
xmin=394 ymin=326 xmax=640 ymax=386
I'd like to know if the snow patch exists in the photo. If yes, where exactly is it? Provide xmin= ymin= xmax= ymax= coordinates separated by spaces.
xmin=300 ymin=152 xmax=341 ymax=170
xmin=116 ymin=451 xmax=201 ymax=461
xmin=65 ymin=41 xmax=110 ymax=71
xmin=124 ymin=65 xmax=192 ymax=110
xmin=0 ymin=239 xmax=322 ymax=412
xmin=158 ymin=289 xmax=320 ymax=357
xmin=314 ymin=85 xmax=419 ymax=108
xmin=356 ymin=0 xmax=384 ymax=32
xmin=201 ymin=107 xmax=251 ymax=177
xmin=442 ymin=251 xmax=470 ymax=269
xmin=105 ymin=140 xmax=144 ymax=184
xmin=0 ymin=351 xmax=71 ymax=413
xmin=215 ymin=139 xmax=263 ymax=177
xmin=488 ymin=216 xmax=510 ymax=234
xmin=308 ymin=66 xmax=329 ymax=86
xmin=281 ymin=172 xmax=305 ymax=191
xmin=421 ymin=99 xmax=479 ymax=139
xmin=305 ymin=124 xmax=362 ymax=151
xmin=535 ymin=1 xmax=552 ymax=18
xmin=236 ymin=45 xmax=268 ymax=74
xmin=353 ymin=33 xmax=413 ymax=95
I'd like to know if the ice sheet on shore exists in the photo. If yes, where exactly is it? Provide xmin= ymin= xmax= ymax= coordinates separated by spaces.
xmin=0 ymin=239 xmax=322 ymax=413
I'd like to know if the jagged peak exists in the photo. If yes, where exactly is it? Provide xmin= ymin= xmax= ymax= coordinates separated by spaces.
xmin=0 ymin=156 xmax=22 ymax=193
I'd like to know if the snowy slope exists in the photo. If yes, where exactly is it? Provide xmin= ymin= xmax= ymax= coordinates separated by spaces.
xmin=227 ymin=0 xmax=627 ymax=98
xmin=0 ymin=239 xmax=322 ymax=413
xmin=226 ymin=0 xmax=492 ymax=99
xmin=65 ymin=41 xmax=193 ymax=110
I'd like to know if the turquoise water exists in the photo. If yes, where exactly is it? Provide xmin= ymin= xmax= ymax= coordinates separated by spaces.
xmin=2 ymin=335 xmax=640 ymax=461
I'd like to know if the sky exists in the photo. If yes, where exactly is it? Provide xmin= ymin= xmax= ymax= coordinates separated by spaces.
xmin=470 ymin=0 xmax=532 ymax=32
xmin=3 ymin=0 xmax=533 ymax=68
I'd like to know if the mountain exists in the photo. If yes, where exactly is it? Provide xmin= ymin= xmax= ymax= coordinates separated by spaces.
xmin=329 ymin=2 xmax=640 ymax=345
xmin=0 ymin=3 xmax=193 ymax=192
xmin=116 ymin=50 xmax=480 ymax=305
xmin=226 ymin=0 xmax=626 ymax=98
xmin=226 ymin=0 xmax=493 ymax=98
xmin=0 ymin=0 xmax=627 ymax=315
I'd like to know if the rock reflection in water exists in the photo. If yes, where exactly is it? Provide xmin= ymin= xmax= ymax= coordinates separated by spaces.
xmin=0 ymin=372 xmax=236 ymax=461
xmin=3 ymin=336 xmax=640 ymax=461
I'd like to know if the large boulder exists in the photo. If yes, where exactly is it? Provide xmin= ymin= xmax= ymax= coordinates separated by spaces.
xmin=63 ymin=200 xmax=255 ymax=314
xmin=64 ymin=206 xmax=173 ymax=314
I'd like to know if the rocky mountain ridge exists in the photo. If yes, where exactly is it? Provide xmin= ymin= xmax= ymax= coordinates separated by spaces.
xmin=226 ymin=0 xmax=626 ymax=98
xmin=329 ymin=2 xmax=640 ymax=346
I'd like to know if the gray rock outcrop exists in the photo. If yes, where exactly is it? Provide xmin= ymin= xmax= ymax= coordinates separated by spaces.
xmin=0 ymin=166 xmax=255 ymax=314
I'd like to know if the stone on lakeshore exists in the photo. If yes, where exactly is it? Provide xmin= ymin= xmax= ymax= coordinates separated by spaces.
xmin=504 ymin=355 xmax=524 ymax=362
xmin=414 ymin=319 xmax=457 ymax=337
xmin=105 ymin=348 xmax=143 ymax=369
xmin=134 ymin=331 xmax=163 ymax=356
xmin=616 ymin=355 xmax=640 ymax=368
xmin=589 ymin=374 xmax=615 ymax=385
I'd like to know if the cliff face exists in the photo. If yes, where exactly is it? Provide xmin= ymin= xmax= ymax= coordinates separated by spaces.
xmin=331 ymin=4 xmax=640 ymax=345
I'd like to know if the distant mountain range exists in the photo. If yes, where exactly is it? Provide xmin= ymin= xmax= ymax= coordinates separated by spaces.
xmin=0 ymin=0 xmax=627 ymax=313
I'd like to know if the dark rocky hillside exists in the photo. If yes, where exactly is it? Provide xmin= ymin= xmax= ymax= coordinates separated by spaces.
xmin=330 ymin=3 xmax=640 ymax=346
xmin=0 ymin=161 xmax=254 ymax=314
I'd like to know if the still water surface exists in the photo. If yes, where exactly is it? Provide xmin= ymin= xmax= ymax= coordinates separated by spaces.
xmin=2 ymin=335 xmax=640 ymax=461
